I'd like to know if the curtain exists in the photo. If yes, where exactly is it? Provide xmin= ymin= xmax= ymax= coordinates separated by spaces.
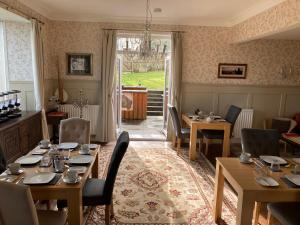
xmin=31 ymin=19 xmax=49 ymax=140
xmin=95 ymin=29 xmax=117 ymax=142
xmin=167 ymin=31 xmax=183 ymax=140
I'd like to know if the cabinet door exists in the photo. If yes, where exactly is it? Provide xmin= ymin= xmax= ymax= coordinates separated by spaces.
xmin=19 ymin=122 xmax=29 ymax=155
xmin=2 ymin=126 xmax=21 ymax=163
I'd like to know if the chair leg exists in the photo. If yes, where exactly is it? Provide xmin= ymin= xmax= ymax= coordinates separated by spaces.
xmin=205 ymin=138 xmax=210 ymax=155
xmin=110 ymin=202 xmax=114 ymax=217
xmin=172 ymin=135 xmax=177 ymax=148
xmin=252 ymin=202 xmax=261 ymax=225
xmin=177 ymin=138 xmax=182 ymax=155
xmin=267 ymin=211 xmax=275 ymax=225
xmin=198 ymin=138 xmax=203 ymax=153
xmin=105 ymin=204 xmax=111 ymax=225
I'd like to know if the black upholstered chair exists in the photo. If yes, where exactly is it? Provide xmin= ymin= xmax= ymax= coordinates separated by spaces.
xmin=241 ymin=128 xmax=280 ymax=157
xmin=0 ymin=146 xmax=7 ymax=174
xmin=267 ymin=202 xmax=300 ymax=225
xmin=58 ymin=131 xmax=129 ymax=225
xmin=202 ymin=105 xmax=241 ymax=155
xmin=241 ymin=128 xmax=281 ymax=225
xmin=168 ymin=105 xmax=203 ymax=155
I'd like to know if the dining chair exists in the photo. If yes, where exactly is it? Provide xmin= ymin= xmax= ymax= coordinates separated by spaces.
xmin=202 ymin=105 xmax=241 ymax=155
xmin=59 ymin=117 xmax=90 ymax=144
xmin=168 ymin=105 xmax=203 ymax=155
xmin=241 ymin=128 xmax=281 ymax=225
xmin=267 ymin=202 xmax=300 ymax=225
xmin=264 ymin=117 xmax=297 ymax=153
xmin=0 ymin=146 xmax=6 ymax=174
xmin=0 ymin=181 xmax=67 ymax=225
xmin=58 ymin=131 xmax=129 ymax=225
xmin=241 ymin=128 xmax=280 ymax=157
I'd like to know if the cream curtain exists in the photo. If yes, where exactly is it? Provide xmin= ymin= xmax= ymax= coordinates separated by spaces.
xmin=96 ymin=29 xmax=117 ymax=142
xmin=167 ymin=32 xmax=183 ymax=140
xmin=31 ymin=19 xmax=49 ymax=140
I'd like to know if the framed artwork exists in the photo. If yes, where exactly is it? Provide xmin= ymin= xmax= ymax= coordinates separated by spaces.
xmin=66 ymin=53 xmax=93 ymax=76
xmin=218 ymin=63 xmax=247 ymax=79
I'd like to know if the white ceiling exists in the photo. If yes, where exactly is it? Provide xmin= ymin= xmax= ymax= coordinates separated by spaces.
xmin=18 ymin=0 xmax=285 ymax=26
xmin=0 ymin=7 xmax=29 ymax=22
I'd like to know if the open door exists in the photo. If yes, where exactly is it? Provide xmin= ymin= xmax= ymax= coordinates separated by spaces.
xmin=163 ymin=55 xmax=171 ymax=131
xmin=115 ymin=55 xmax=123 ymax=133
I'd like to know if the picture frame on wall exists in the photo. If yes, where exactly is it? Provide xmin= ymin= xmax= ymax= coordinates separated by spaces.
xmin=218 ymin=63 xmax=247 ymax=79
xmin=66 ymin=53 xmax=93 ymax=76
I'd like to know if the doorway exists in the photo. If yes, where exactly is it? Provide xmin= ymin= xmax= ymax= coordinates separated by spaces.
xmin=115 ymin=32 xmax=171 ymax=140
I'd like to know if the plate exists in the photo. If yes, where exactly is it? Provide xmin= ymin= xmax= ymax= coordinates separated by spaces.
xmin=16 ymin=155 xmax=43 ymax=165
xmin=68 ymin=155 xmax=94 ymax=164
xmin=256 ymin=176 xmax=279 ymax=187
xmin=58 ymin=142 xmax=78 ymax=149
xmin=79 ymin=150 xmax=91 ymax=155
xmin=284 ymin=174 xmax=300 ymax=186
xmin=6 ymin=169 xmax=24 ymax=175
xmin=68 ymin=166 xmax=87 ymax=174
xmin=63 ymin=176 xmax=81 ymax=184
xmin=88 ymin=144 xmax=98 ymax=149
xmin=23 ymin=172 xmax=56 ymax=184
xmin=32 ymin=149 xmax=48 ymax=155
xmin=259 ymin=156 xmax=287 ymax=165
xmin=292 ymin=158 xmax=300 ymax=164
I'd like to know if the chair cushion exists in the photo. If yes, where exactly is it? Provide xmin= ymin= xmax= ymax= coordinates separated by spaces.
xmin=57 ymin=178 xmax=107 ymax=208
xmin=82 ymin=178 xmax=108 ymax=206
xmin=202 ymin=130 xmax=224 ymax=139
xmin=37 ymin=210 xmax=67 ymax=225
xmin=181 ymin=128 xmax=203 ymax=139
xmin=267 ymin=202 xmax=300 ymax=225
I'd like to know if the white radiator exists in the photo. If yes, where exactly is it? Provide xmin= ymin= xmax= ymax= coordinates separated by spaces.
xmin=233 ymin=109 xmax=254 ymax=138
xmin=59 ymin=104 xmax=99 ymax=135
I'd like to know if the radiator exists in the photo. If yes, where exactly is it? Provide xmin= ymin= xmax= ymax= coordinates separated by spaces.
xmin=233 ymin=109 xmax=254 ymax=138
xmin=59 ymin=104 xmax=99 ymax=135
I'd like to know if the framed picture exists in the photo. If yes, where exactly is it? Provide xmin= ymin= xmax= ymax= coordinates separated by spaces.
xmin=218 ymin=63 xmax=247 ymax=79
xmin=66 ymin=53 xmax=93 ymax=76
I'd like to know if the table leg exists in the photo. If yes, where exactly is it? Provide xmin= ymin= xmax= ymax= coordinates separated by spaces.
xmin=92 ymin=152 xmax=99 ymax=178
xmin=189 ymin=124 xmax=197 ymax=160
xmin=67 ymin=189 xmax=83 ymax=225
xmin=213 ymin=161 xmax=225 ymax=223
xmin=236 ymin=192 xmax=255 ymax=225
xmin=222 ymin=125 xmax=231 ymax=157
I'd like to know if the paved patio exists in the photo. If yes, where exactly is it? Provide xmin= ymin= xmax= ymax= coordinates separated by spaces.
xmin=121 ymin=116 xmax=166 ymax=140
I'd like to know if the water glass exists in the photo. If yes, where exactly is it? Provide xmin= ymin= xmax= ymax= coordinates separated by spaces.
xmin=54 ymin=157 xmax=65 ymax=173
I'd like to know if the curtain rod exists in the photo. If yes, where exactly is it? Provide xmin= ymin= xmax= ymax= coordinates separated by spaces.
xmin=103 ymin=28 xmax=185 ymax=33
xmin=0 ymin=1 xmax=45 ymax=25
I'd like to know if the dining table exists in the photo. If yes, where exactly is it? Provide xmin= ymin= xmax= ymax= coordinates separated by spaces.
xmin=1 ymin=144 xmax=100 ymax=225
xmin=182 ymin=114 xmax=231 ymax=160
xmin=213 ymin=157 xmax=300 ymax=225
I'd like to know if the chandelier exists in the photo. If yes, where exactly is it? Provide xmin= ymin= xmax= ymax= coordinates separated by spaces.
xmin=140 ymin=0 xmax=152 ymax=58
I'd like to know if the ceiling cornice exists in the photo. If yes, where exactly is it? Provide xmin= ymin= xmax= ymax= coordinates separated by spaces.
xmin=19 ymin=0 xmax=287 ymax=27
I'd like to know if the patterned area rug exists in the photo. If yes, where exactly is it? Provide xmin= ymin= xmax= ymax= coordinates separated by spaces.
xmin=85 ymin=143 xmax=237 ymax=225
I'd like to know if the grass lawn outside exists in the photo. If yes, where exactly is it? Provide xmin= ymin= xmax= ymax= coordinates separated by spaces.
xmin=122 ymin=71 xmax=165 ymax=90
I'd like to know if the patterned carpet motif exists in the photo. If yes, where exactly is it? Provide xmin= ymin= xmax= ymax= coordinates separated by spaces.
xmin=85 ymin=144 xmax=237 ymax=225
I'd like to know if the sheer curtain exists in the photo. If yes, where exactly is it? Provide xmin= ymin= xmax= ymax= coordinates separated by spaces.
xmin=95 ymin=29 xmax=117 ymax=142
xmin=31 ymin=19 xmax=49 ymax=139
xmin=167 ymin=31 xmax=183 ymax=140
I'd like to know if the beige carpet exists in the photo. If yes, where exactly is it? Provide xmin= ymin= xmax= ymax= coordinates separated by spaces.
xmin=85 ymin=142 xmax=237 ymax=225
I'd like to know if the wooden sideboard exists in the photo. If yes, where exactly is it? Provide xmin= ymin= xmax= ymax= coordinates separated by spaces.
xmin=0 ymin=111 xmax=42 ymax=163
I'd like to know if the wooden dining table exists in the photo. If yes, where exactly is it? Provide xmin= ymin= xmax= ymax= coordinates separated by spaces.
xmin=9 ymin=145 xmax=100 ymax=225
xmin=182 ymin=114 xmax=231 ymax=160
xmin=214 ymin=157 xmax=300 ymax=225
